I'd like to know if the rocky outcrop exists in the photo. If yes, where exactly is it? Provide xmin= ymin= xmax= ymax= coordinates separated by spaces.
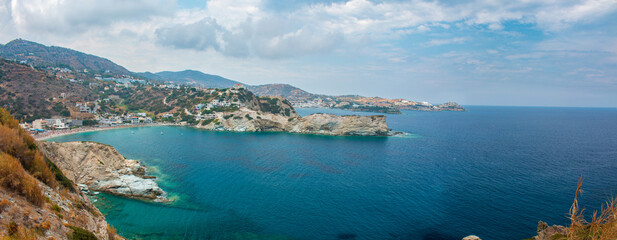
xmin=286 ymin=113 xmax=390 ymax=136
xmin=196 ymin=108 xmax=393 ymax=136
xmin=436 ymin=102 xmax=466 ymax=111
xmin=37 ymin=141 xmax=167 ymax=201
xmin=531 ymin=221 xmax=567 ymax=240
xmin=462 ymin=235 xmax=482 ymax=240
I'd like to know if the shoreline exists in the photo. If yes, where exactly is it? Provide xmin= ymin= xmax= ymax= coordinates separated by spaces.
xmin=34 ymin=123 xmax=175 ymax=141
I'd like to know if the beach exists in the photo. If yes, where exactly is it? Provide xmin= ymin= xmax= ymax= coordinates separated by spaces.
xmin=33 ymin=123 xmax=174 ymax=141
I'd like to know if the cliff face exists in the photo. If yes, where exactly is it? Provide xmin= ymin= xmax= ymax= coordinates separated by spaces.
xmin=37 ymin=141 xmax=167 ymax=201
xmin=286 ymin=114 xmax=389 ymax=136
xmin=196 ymin=108 xmax=391 ymax=136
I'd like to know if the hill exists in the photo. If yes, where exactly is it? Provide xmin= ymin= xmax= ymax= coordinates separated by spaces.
xmin=138 ymin=70 xmax=241 ymax=88
xmin=0 ymin=39 xmax=130 ymax=75
xmin=0 ymin=59 xmax=97 ymax=121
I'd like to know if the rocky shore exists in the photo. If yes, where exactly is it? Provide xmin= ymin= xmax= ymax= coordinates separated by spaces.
xmin=37 ymin=141 xmax=168 ymax=202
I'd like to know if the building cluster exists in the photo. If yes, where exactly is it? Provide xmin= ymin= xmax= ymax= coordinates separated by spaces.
xmin=28 ymin=118 xmax=83 ymax=130
xmin=98 ymin=113 xmax=152 ymax=126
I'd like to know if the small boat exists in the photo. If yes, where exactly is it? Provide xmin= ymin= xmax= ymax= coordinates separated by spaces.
xmin=160 ymin=131 xmax=164 ymax=135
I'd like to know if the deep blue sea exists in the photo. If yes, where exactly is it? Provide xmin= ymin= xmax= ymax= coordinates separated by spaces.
xmin=48 ymin=106 xmax=617 ymax=240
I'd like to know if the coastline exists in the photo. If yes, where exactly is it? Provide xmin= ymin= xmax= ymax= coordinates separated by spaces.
xmin=34 ymin=123 xmax=175 ymax=141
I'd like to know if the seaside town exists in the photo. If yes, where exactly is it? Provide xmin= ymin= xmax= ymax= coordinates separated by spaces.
xmin=21 ymin=82 xmax=250 ymax=139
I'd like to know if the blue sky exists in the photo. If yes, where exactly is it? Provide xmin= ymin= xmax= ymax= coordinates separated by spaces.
xmin=0 ymin=0 xmax=616 ymax=107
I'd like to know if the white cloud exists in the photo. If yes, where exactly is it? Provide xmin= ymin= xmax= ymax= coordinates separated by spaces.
xmin=8 ymin=0 xmax=174 ymax=34
xmin=423 ymin=37 xmax=471 ymax=47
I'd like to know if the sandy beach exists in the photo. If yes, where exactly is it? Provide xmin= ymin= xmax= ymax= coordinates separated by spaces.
xmin=34 ymin=123 xmax=173 ymax=141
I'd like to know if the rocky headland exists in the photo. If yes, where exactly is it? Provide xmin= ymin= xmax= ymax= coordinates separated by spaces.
xmin=188 ymin=90 xmax=396 ymax=136
xmin=196 ymin=108 xmax=393 ymax=136
xmin=37 ymin=141 xmax=167 ymax=202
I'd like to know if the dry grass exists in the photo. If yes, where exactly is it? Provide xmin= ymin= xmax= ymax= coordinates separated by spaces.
xmin=0 ymin=221 xmax=37 ymax=240
xmin=567 ymin=176 xmax=617 ymax=240
xmin=0 ymin=152 xmax=45 ymax=206
xmin=107 ymin=224 xmax=118 ymax=240
xmin=0 ymin=198 xmax=9 ymax=213
xmin=0 ymin=108 xmax=57 ymax=189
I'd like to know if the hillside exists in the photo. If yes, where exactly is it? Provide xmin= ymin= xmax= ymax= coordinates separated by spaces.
xmin=0 ymin=59 xmax=97 ymax=121
xmin=247 ymin=84 xmax=317 ymax=100
xmin=0 ymin=39 xmax=130 ymax=75
xmin=0 ymin=107 xmax=122 ymax=239
xmin=139 ymin=70 xmax=241 ymax=88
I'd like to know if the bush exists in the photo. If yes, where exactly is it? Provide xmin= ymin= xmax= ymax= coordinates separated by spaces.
xmin=51 ymin=204 xmax=61 ymax=212
xmin=8 ymin=221 xmax=18 ymax=236
xmin=68 ymin=226 xmax=98 ymax=240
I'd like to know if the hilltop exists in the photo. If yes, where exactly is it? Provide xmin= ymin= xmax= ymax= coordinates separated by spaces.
xmin=0 ymin=39 xmax=130 ymax=75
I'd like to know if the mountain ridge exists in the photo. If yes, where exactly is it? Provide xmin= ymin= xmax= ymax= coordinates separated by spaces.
xmin=137 ymin=69 xmax=241 ymax=89
xmin=0 ymin=39 xmax=130 ymax=75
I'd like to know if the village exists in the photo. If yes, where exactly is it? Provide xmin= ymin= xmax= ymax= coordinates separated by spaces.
xmin=20 ymin=83 xmax=250 ymax=139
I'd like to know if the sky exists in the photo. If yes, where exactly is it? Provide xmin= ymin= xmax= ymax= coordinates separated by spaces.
xmin=0 ymin=0 xmax=616 ymax=107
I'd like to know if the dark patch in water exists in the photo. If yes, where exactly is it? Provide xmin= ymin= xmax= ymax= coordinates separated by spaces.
xmin=302 ymin=159 xmax=343 ymax=174
xmin=337 ymin=233 xmax=357 ymax=239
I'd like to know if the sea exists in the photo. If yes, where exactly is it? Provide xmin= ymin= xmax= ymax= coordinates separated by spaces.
xmin=48 ymin=106 xmax=617 ymax=240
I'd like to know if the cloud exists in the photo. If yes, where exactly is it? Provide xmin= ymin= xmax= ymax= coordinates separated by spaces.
xmin=155 ymin=18 xmax=223 ymax=52
xmin=7 ymin=0 xmax=175 ymax=34
xmin=149 ymin=0 xmax=617 ymax=58
xmin=423 ymin=37 xmax=471 ymax=47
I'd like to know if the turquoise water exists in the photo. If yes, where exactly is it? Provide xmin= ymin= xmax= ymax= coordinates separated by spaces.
xmin=50 ymin=106 xmax=617 ymax=240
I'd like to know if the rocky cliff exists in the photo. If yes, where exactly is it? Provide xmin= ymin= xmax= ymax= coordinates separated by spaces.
xmin=196 ymin=107 xmax=392 ymax=136
xmin=37 ymin=141 xmax=167 ymax=202
xmin=0 ymin=181 xmax=119 ymax=240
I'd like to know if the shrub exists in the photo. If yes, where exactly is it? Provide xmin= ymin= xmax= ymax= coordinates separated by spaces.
xmin=51 ymin=204 xmax=61 ymax=212
xmin=0 ymin=152 xmax=45 ymax=205
xmin=68 ymin=226 xmax=98 ymax=240
xmin=46 ymin=157 xmax=76 ymax=192
xmin=8 ymin=221 xmax=18 ymax=236
xmin=106 ymin=225 xmax=118 ymax=240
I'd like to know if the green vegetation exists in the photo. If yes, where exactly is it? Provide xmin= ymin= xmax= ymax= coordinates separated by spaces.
xmin=210 ymin=106 xmax=239 ymax=112
xmin=82 ymin=120 xmax=98 ymax=126
xmin=68 ymin=226 xmax=98 ymax=240
xmin=46 ymin=157 xmax=76 ymax=192
xmin=51 ymin=204 xmax=61 ymax=212
xmin=201 ymin=119 xmax=214 ymax=125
